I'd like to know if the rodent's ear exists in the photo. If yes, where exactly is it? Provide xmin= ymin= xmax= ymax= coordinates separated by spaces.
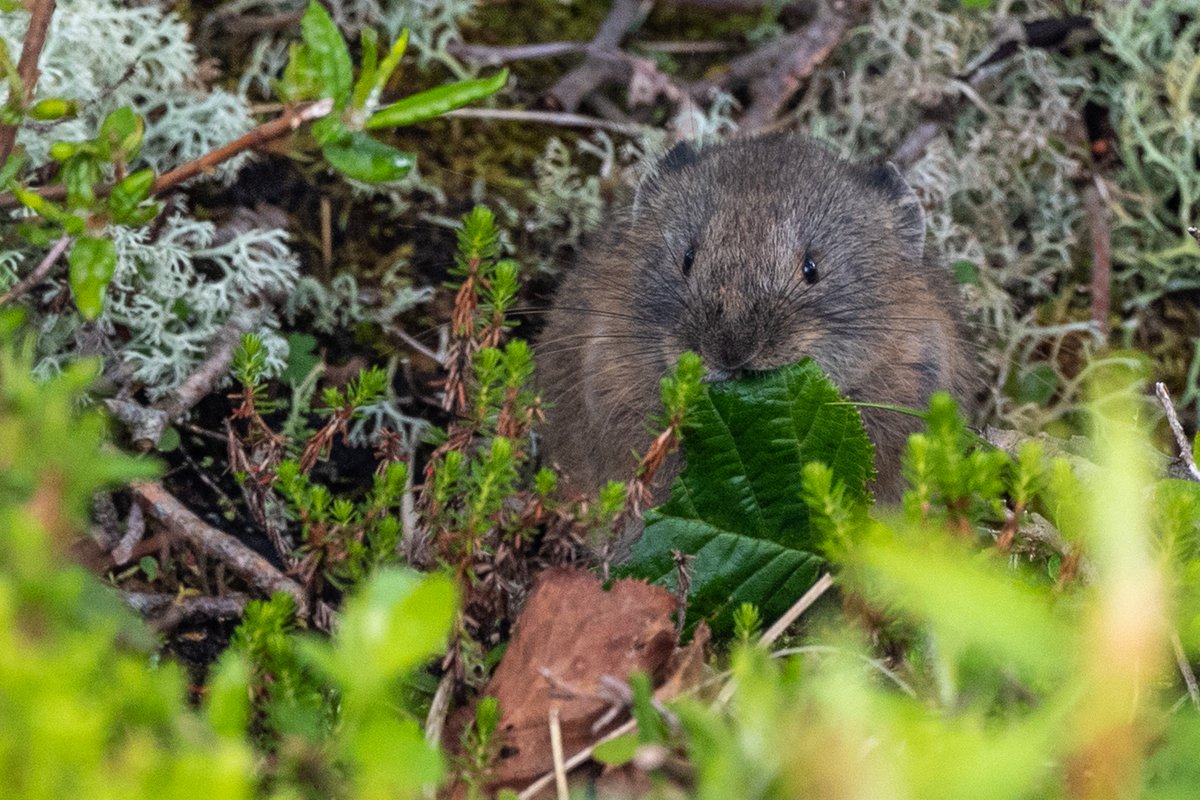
xmin=633 ymin=141 xmax=700 ymax=213
xmin=868 ymin=162 xmax=926 ymax=261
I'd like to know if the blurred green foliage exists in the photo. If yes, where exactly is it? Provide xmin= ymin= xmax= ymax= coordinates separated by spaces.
xmin=0 ymin=308 xmax=458 ymax=799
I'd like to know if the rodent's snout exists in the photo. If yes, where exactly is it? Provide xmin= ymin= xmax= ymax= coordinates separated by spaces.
xmin=698 ymin=336 xmax=762 ymax=384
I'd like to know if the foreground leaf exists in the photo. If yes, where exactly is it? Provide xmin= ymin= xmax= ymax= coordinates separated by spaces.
xmin=626 ymin=359 xmax=873 ymax=634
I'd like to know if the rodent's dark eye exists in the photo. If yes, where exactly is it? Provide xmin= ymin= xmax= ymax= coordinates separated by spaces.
xmin=682 ymin=246 xmax=695 ymax=276
xmin=801 ymin=254 xmax=819 ymax=285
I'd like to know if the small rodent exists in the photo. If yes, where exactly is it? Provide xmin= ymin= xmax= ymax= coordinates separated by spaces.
xmin=535 ymin=133 xmax=972 ymax=503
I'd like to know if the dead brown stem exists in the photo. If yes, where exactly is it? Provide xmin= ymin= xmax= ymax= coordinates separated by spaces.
xmin=132 ymin=481 xmax=309 ymax=616
xmin=442 ymin=108 xmax=648 ymax=136
xmin=1084 ymin=180 xmax=1112 ymax=335
xmin=1155 ymin=382 xmax=1200 ymax=482
xmin=0 ymin=233 xmax=70 ymax=307
xmin=0 ymin=0 xmax=56 ymax=166
xmin=122 ymin=591 xmax=249 ymax=631
xmin=450 ymin=40 xmax=589 ymax=66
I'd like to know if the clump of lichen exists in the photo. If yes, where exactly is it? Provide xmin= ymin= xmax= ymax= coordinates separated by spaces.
xmin=0 ymin=0 xmax=297 ymax=394
xmin=781 ymin=0 xmax=1197 ymax=431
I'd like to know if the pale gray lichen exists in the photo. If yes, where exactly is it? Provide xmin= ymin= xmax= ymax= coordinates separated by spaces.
xmin=523 ymin=137 xmax=604 ymax=272
xmin=27 ymin=212 xmax=299 ymax=396
xmin=0 ymin=1 xmax=295 ymax=398
xmin=0 ymin=0 xmax=254 ymax=182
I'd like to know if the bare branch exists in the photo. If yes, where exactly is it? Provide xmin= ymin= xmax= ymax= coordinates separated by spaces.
xmin=1155 ymin=382 xmax=1200 ymax=482
xmin=132 ymin=481 xmax=309 ymax=615
xmin=0 ymin=233 xmax=71 ymax=307
xmin=740 ymin=4 xmax=852 ymax=131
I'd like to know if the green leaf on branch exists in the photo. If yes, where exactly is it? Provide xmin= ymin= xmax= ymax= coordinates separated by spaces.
xmin=98 ymin=107 xmax=143 ymax=161
xmin=365 ymin=69 xmax=509 ymax=130
xmin=350 ymin=28 xmax=379 ymax=109
xmin=624 ymin=359 xmax=874 ymax=634
xmin=322 ymin=131 xmax=414 ymax=183
xmin=370 ymin=29 xmax=409 ymax=104
xmin=300 ymin=0 xmax=353 ymax=107
xmin=67 ymin=236 xmax=117 ymax=320
xmin=28 ymin=98 xmax=77 ymax=121
xmin=108 ymin=167 xmax=158 ymax=224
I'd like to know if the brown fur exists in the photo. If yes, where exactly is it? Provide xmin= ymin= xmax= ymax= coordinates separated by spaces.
xmin=535 ymin=133 xmax=973 ymax=503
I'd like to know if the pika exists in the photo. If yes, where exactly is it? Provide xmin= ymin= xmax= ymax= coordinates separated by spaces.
xmin=535 ymin=134 xmax=972 ymax=503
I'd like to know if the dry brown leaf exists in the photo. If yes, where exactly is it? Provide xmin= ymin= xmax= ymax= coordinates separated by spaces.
xmin=468 ymin=567 xmax=679 ymax=794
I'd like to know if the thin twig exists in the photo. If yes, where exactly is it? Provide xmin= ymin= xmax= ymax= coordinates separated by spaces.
xmin=0 ymin=99 xmax=334 ymax=210
xmin=155 ymin=303 xmax=269 ymax=424
xmin=518 ymin=719 xmax=637 ymax=800
xmin=449 ymin=40 xmax=589 ymax=66
xmin=441 ymin=107 xmax=648 ymax=136
xmin=0 ymin=233 xmax=71 ymax=306
xmin=1084 ymin=179 xmax=1112 ymax=335
xmin=132 ymin=481 xmax=309 ymax=615
xmin=1171 ymin=631 xmax=1200 ymax=709
xmin=549 ymin=708 xmax=570 ymax=800
xmin=424 ymin=670 xmax=455 ymax=748
xmin=1155 ymin=382 xmax=1200 ymax=482
xmin=715 ymin=573 xmax=835 ymax=708
xmin=760 ymin=572 xmax=835 ymax=646
xmin=121 ymin=591 xmax=249 ymax=630
xmin=0 ymin=0 xmax=56 ymax=166
xmin=319 ymin=195 xmax=332 ymax=273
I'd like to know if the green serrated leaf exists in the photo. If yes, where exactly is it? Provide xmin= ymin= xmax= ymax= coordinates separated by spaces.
xmin=67 ymin=236 xmax=117 ymax=320
xmin=322 ymin=132 xmax=414 ymax=183
xmin=365 ymin=69 xmax=508 ymax=130
xmin=625 ymin=359 xmax=873 ymax=634
xmin=300 ymin=0 xmax=353 ymax=107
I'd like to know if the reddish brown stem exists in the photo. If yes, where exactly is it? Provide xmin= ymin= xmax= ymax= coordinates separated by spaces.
xmin=1083 ymin=181 xmax=1112 ymax=335
xmin=0 ymin=98 xmax=333 ymax=210
xmin=0 ymin=0 xmax=56 ymax=166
